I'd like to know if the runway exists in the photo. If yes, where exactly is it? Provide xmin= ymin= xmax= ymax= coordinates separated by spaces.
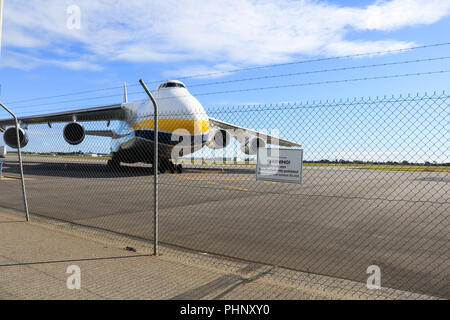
xmin=0 ymin=156 xmax=448 ymax=298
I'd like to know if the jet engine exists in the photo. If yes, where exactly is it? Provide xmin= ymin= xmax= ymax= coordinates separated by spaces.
xmin=63 ymin=122 xmax=85 ymax=145
xmin=240 ymin=136 xmax=266 ymax=155
xmin=3 ymin=127 xmax=29 ymax=148
xmin=206 ymin=128 xmax=232 ymax=149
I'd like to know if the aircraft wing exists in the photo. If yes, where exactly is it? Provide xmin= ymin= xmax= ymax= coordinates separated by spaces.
xmin=208 ymin=117 xmax=302 ymax=147
xmin=0 ymin=104 xmax=126 ymax=129
xmin=84 ymin=130 xmax=129 ymax=139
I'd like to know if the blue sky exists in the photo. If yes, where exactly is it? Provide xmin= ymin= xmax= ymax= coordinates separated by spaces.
xmin=0 ymin=0 xmax=449 ymax=162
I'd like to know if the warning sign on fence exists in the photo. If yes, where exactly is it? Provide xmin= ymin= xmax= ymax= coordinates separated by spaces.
xmin=256 ymin=148 xmax=303 ymax=184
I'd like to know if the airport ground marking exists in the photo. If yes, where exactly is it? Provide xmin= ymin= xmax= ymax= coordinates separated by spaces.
xmin=187 ymin=176 xmax=252 ymax=182
xmin=0 ymin=175 xmax=34 ymax=181
xmin=0 ymin=177 xmax=16 ymax=181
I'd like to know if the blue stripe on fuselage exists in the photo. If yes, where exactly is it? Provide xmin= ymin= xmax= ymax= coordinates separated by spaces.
xmin=134 ymin=130 xmax=208 ymax=146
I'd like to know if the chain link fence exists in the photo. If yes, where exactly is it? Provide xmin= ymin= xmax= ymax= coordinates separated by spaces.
xmin=0 ymin=91 xmax=448 ymax=299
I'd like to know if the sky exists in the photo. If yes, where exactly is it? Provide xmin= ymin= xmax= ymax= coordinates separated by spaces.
xmin=0 ymin=0 xmax=449 ymax=162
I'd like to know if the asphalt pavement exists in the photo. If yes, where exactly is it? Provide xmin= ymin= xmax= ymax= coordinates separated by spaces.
xmin=0 ymin=156 xmax=448 ymax=298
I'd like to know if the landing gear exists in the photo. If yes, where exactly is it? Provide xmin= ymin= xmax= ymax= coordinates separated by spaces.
xmin=107 ymin=155 xmax=121 ymax=169
xmin=159 ymin=159 xmax=169 ymax=174
xmin=168 ymin=162 xmax=175 ymax=174
xmin=158 ymin=160 xmax=183 ymax=174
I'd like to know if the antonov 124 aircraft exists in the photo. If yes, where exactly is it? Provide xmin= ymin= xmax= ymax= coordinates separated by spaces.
xmin=0 ymin=80 xmax=301 ymax=173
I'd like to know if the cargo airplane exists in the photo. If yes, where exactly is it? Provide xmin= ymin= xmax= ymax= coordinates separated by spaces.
xmin=0 ymin=80 xmax=301 ymax=173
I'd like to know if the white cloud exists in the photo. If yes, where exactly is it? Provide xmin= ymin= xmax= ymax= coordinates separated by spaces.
xmin=0 ymin=51 xmax=102 ymax=71
xmin=354 ymin=0 xmax=450 ymax=30
xmin=322 ymin=40 xmax=417 ymax=57
xmin=1 ymin=0 xmax=449 ymax=72
xmin=163 ymin=63 xmax=240 ymax=79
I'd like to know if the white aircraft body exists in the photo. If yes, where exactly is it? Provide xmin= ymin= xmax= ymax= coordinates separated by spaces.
xmin=0 ymin=80 xmax=301 ymax=173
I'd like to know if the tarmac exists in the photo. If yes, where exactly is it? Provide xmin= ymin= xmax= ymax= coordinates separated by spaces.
xmin=0 ymin=156 xmax=448 ymax=298
xmin=0 ymin=209 xmax=436 ymax=300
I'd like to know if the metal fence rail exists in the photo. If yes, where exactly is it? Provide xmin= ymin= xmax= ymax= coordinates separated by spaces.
xmin=0 ymin=91 xmax=448 ymax=299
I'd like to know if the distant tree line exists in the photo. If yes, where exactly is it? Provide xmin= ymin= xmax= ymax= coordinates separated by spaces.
xmin=8 ymin=151 xmax=449 ymax=166
xmin=9 ymin=151 xmax=109 ymax=156
xmin=303 ymin=159 xmax=450 ymax=166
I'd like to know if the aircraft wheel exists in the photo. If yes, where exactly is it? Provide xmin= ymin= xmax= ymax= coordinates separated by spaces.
xmin=159 ymin=166 xmax=166 ymax=174
xmin=107 ymin=158 xmax=120 ymax=169
xmin=176 ymin=164 xmax=183 ymax=174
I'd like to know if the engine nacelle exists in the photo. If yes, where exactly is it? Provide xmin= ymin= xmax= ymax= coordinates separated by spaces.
xmin=3 ymin=127 xmax=29 ymax=149
xmin=63 ymin=122 xmax=85 ymax=145
xmin=206 ymin=129 xmax=232 ymax=150
xmin=240 ymin=137 xmax=266 ymax=155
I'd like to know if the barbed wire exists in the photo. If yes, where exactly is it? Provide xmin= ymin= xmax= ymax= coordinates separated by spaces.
xmin=6 ymin=68 xmax=450 ymax=113
xmin=143 ymin=41 xmax=450 ymax=81
xmin=188 ymin=56 xmax=450 ymax=88
xmin=146 ymin=69 xmax=450 ymax=101
xmin=4 ymin=85 xmax=126 ymax=105
xmin=12 ymin=91 xmax=449 ymax=118
xmin=4 ymin=41 xmax=450 ymax=106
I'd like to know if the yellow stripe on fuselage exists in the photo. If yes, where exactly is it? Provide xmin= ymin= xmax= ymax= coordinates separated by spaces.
xmin=131 ymin=119 xmax=210 ymax=135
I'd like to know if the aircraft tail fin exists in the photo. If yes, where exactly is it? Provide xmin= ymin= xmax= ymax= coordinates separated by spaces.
xmin=123 ymin=82 xmax=128 ymax=103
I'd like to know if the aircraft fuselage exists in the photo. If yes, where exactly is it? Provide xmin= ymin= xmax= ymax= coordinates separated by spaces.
xmin=111 ymin=81 xmax=210 ymax=163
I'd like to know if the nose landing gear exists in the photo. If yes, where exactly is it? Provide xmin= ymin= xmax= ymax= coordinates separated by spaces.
xmin=159 ymin=159 xmax=183 ymax=174
xmin=107 ymin=153 xmax=121 ymax=169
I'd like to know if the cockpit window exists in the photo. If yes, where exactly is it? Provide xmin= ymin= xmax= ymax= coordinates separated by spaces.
xmin=164 ymin=82 xmax=185 ymax=88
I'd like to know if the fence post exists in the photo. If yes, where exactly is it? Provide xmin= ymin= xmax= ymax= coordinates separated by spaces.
xmin=139 ymin=80 xmax=159 ymax=256
xmin=0 ymin=102 xmax=30 ymax=221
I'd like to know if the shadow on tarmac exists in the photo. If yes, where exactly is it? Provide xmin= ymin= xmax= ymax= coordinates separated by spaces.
xmin=3 ymin=160 xmax=255 ymax=179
